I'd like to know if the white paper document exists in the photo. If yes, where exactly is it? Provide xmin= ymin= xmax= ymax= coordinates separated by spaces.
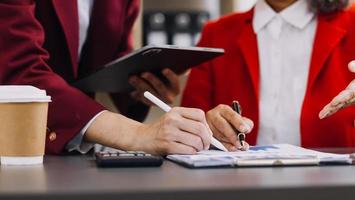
xmin=167 ymin=144 xmax=352 ymax=168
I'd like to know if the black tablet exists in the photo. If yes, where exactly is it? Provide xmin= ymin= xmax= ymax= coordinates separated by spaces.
xmin=73 ymin=45 xmax=224 ymax=92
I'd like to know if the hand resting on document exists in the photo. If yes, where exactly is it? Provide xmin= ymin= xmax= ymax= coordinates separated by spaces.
xmin=206 ymin=104 xmax=254 ymax=152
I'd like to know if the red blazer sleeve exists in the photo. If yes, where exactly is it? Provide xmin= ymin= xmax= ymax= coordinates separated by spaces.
xmin=0 ymin=1 xmax=105 ymax=154
xmin=110 ymin=0 xmax=150 ymax=122
xmin=181 ymin=23 xmax=215 ymax=112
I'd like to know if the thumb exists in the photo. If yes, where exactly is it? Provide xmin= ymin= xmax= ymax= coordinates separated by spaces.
xmin=348 ymin=61 xmax=355 ymax=73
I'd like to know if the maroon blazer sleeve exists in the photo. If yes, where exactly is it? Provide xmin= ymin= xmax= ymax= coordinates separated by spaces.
xmin=0 ymin=1 xmax=105 ymax=154
xmin=115 ymin=0 xmax=139 ymax=59
xmin=110 ymin=0 xmax=150 ymax=122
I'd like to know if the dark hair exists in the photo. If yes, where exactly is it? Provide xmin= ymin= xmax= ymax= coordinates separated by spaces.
xmin=310 ymin=0 xmax=349 ymax=13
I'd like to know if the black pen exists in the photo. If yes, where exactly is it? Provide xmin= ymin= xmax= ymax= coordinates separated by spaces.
xmin=232 ymin=101 xmax=246 ymax=147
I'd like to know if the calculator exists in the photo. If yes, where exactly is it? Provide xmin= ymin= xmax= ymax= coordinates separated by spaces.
xmin=95 ymin=151 xmax=164 ymax=167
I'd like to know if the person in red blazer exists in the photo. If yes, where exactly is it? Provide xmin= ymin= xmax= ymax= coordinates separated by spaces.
xmin=182 ymin=0 xmax=355 ymax=151
xmin=0 ymin=0 xmax=214 ymax=155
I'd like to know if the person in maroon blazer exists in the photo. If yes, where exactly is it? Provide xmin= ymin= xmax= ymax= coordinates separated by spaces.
xmin=0 ymin=0 xmax=213 ymax=155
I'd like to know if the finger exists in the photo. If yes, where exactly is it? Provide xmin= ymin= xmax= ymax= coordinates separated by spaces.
xmin=209 ymin=114 xmax=238 ymax=146
xmin=130 ymin=91 xmax=154 ymax=106
xmin=242 ymin=117 xmax=254 ymax=134
xmin=165 ymin=142 xmax=197 ymax=155
xmin=319 ymin=61 xmax=355 ymax=119
xmin=346 ymin=80 xmax=355 ymax=90
xmin=221 ymin=140 xmax=249 ymax=152
xmin=129 ymin=76 xmax=168 ymax=106
xmin=173 ymin=107 xmax=206 ymax=122
xmin=328 ymin=90 xmax=354 ymax=114
xmin=319 ymin=86 xmax=355 ymax=119
xmin=172 ymin=130 xmax=204 ymax=152
xmin=172 ymin=107 xmax=213 ymax=148
xmin=130 ymin=90 xmax=140 ymax=101
xmin=319 ymin=103 xmax=332 ymax=119
xmin=162 ymin=68 xmax=180 ymax=95
xmin=220 ymin=106 xmax=252 ymax=132
xmin=330 ymin=90 xmax=354 ymax=107
xmin=237 ymin=141 xmax=250 ymax=151
xmin=174 ymin=107 xmax=213 ymax=135
xmin=208 ymin=119 xmax=233 ymax=144
xmin=320 ymin=91 xmax=350 ymax=117
xmin=141 ymin=72 xmax=173 ymax=103
xmin=319 ymin=101 xmax=346 ymax=119
xmin=344 ymin=88 xmax=355 ymax=105
xmin=348 ymin=61 xmax=355 ymax=73
xmin=323 ymin=106 xmax=344 ymax=119
xmin=129 ymin=76 xmax=155 ymax=94
xmin=221 ymin=142 xmax=238 ymax=152
xmin=177 ymin=117 xmax=210 ymax=150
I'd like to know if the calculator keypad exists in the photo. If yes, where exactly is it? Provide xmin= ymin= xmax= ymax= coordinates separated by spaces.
xmin=95 ymin=150 xmax=163 ymax=168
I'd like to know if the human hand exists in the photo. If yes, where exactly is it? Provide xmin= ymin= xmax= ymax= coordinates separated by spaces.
xmin=136 ymin=107 xmax=212 ymax=155
xmin=206 ymin=104 xmax=254 ymax=152
xmin=319 ymin=61 xmax=355 ymax=119
xmin=129 ymin=68 xmax=180 ymax=105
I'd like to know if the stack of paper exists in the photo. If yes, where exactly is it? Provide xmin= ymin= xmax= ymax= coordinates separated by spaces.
xmin=167 ymin=144 xmax=352 ymax=168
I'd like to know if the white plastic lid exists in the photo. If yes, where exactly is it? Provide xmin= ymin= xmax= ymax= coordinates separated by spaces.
xmin=0 ymin=86 xmax=51 ymax=103
xmin=0 ymin=156 xmax=43 ymax=165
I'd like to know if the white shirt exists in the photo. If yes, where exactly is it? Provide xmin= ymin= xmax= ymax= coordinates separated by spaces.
xmin=67 ymin=0 xmax=101 ymax=153
xmin=77 ymin=0 xmax=94 ymax=59
xmin=253 ymin=0 xmax=317 ymax=145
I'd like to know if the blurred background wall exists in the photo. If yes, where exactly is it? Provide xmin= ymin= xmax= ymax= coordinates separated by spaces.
xmin=97 ymin=0 xmax=354 ymax=123
xmin=140 ymin=0 xmax=257 ymax=123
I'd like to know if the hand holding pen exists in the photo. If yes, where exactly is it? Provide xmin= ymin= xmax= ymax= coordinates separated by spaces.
xmin=144 ymin=92 xmax=228 ymax=152
xmin=206 ymin=103 xmax=253 ymax=151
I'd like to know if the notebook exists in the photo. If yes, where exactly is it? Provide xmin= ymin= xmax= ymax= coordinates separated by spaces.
xmin=167 ymin=144 xmax=352 ymax=168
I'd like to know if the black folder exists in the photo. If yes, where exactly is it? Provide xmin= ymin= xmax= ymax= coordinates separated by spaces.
xmin=73 ymin=45 xmax=224 ymax=92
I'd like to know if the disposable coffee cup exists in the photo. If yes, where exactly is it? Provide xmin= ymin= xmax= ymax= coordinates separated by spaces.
xmin=0 ymin=86 xmax=51 ymax=165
